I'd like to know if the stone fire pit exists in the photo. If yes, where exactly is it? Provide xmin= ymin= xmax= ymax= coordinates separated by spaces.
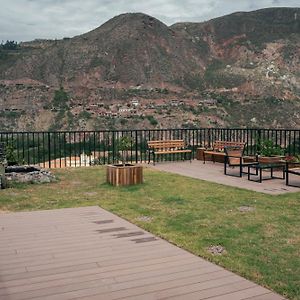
xmin=5 ymin=165 xmax=56 ymax=184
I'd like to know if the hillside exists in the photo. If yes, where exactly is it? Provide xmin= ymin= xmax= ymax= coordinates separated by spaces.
xmin=0 ymin=7 xmax=299 ymax=131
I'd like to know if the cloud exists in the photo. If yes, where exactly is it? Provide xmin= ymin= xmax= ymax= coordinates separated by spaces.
xmin=0 ymin=0 xmax=299 ymax=42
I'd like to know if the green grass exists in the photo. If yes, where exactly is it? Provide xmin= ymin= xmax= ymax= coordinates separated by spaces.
xmin=1 ymin=166 xmax=299 ymax=299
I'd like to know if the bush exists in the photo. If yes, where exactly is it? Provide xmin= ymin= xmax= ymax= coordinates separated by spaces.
xmin=282 ymin=43 xmax=297 ymax=61
xmin=53 ymin=87 xmax=69 ymax=109
xmin=204 ymin=59 xmax=246 ymax=88
xmin=257 ymin=139 xmax=285 ymax=156
xmin=146 ymin=115 xmax=158 ymax=126
xmin=120 ymin=118 xmax=128 ymax=125
xmin=286 ymin=140 xmax=300 ymax=155
xmin=155 ymin=88 xmax=169 ymax=94
xmin=0 ymin=40 xmax=18 ymax=50
xmin=182 ymin=74 xmax=205 ymax=91
xmin=5 ymin=143 xmax=18 ymax=165
xmin=0 ymin=111 xmax=22 ymax=118
xmin=78 ymin=111 xmax=91 ymax=120
xmin=204 ymin=72 xmax=245 ymax=89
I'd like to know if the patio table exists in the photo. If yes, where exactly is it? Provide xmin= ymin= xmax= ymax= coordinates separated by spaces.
xmin=247 ymin=162 xmax=285 ymax=183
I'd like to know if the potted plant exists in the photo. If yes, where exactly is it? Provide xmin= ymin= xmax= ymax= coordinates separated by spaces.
xmin=257 ymin=139 xmax=285 ymax=164
xmin=106 ymin=136 xmax=143 ymax=186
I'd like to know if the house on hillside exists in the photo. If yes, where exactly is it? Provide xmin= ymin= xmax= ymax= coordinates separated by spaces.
xmin=131 ymin=99 xmax=139 ymax=107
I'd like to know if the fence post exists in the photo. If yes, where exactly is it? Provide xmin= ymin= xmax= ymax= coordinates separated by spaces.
xmin=48 ymin=132 xmax=51 ymax=169
xmin=135 ymin=131 xmax=138 ymax=164
xmin=208 ymin=128 xmax=211 ymax=148
xmin=257 ymin=128 xmax=262 ymax=155
xmin=112 ymin=131 xmax=115 ymax=164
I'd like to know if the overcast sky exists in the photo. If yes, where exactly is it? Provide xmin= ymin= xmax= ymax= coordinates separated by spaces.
xmin=0 ymin=0 xmax=299 ymax=42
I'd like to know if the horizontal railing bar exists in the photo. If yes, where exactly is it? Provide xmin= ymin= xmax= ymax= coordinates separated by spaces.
xmin=0 ymin=128 xmax=300 ymax=134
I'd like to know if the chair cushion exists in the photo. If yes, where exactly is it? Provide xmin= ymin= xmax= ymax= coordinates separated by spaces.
xmin=228 ymin=157 xmax=241 ymax=165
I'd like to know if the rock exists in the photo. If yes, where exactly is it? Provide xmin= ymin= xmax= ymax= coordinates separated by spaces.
xmin=136 ymin=216 xmax=153 ymax=223
xmin=238 ymin=206 xmax=255 ymax=212
xmin=207 ymin=245 xmax=227 ymax=255
xmin=84 ymin=192 xmax=98 ymax=196
xmin=5 ymin=166 xmax=56 ymax=184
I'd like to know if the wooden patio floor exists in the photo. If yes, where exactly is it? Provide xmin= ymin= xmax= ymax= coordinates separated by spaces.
xmin=0 ymin=206 xmax=285 ymax=300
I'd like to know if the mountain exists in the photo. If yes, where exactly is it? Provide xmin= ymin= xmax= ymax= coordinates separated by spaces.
xmin=0 ymin=7 xmax=299 ymax=131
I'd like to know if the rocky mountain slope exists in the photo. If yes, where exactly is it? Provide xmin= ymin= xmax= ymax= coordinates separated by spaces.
xmin=0 ymin=7 xmax=299 ymax=131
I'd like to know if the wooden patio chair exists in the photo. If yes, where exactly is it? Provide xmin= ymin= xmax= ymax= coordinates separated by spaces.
xmin=286 ymin=162 xmax=300 ymax=187
xmin=224 ymin=146 xmax=258 ymax=177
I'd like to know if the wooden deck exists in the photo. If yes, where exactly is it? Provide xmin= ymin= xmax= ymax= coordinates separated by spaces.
xmin=0 ymin=206 xmax=285 ymax=300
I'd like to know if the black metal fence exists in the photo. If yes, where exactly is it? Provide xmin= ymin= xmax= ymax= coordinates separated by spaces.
xmin=0 ymin=128 xmax=299 ymax=168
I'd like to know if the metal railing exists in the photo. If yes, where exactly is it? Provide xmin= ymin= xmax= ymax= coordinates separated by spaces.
xmin=0 ymin=128 xmax=299 ymax=168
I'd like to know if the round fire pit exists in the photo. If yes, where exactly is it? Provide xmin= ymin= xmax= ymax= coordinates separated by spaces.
xmin=5 ymin=165 xmax=56 ymax=184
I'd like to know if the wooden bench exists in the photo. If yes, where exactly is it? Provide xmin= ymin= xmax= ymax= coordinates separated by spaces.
xmin=203 ymin=141 xmax=246 ymax=164
xmin=147 ymin=140 xmax=192 ymax=165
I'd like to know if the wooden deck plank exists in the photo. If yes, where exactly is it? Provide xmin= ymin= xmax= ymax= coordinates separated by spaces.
xmin=0 ymin=254 xmax=194 ymax=289
xmin=0 ymin=206 xmax=285 ymax=300
xmin=0 ymin=240 xmax=163 ymax=262
xmin=3 ymin=244 xmax=177 ymax=272
xmin=244 ymin=293 xmax=285 ymax=300
xmin=0 ymin=259 xmax=203 ymax=295
xmin=198 ymin=286 xmax=276 ymax=300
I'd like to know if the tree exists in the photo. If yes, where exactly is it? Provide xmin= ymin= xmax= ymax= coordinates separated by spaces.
xmin=53 ymin=87 xmax=69 ymax=109
xmin=0 ymin=40 xmax=18 ymax=50
xmin=117 ymin=136 xmax=133 ymax=165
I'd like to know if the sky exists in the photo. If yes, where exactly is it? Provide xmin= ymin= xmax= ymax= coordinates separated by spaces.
xmin=0 ymin=0 xmax=299 ymax=42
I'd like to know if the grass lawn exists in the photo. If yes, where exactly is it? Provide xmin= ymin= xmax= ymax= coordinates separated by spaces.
xmin=0 ymin=166 xmax=299 ymax=299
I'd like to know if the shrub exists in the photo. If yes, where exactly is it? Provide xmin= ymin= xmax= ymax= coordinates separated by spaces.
xmin=204 ymin=72 xmax=245 ymax=89
xmin=5 ymin=143 xmax=18 ymax=165
xmin=117 ymin=136 xmax=133 ymax=165
xmin=286 ymin=140 xmax=300 ymax=155
xmin=146 ymin=115 xmax=158 ymax=126
xmin=204 ymin=59 xmax=246 ymax=88
xmin=120 ymin=118 xmax=128 ymax=125
xmin=53 ymin=87 xmax=69 ymax=109
xmin=78 ymin=111 xmax=91 ymax=120
xmin=257 ymin=139 xmax=285 ymax=156
xmin=182 ymin=74 xmax=205 ymax=91
xmin=0 ymin=40 xmax=18 ymax=50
